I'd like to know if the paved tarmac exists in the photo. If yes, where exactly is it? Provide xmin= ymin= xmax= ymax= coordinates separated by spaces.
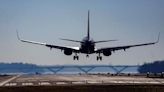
xmin=0 ymin=74 xmax=164 ymax=86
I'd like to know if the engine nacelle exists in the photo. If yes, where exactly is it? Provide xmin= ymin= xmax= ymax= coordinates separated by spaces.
xmin=103 ymin=50 xmax=112 ymax=56
xmin=64 ymin=49 xmax=72 ymax=55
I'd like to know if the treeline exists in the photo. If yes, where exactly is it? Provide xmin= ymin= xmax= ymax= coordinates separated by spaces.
xmin=138 ymin=60 xmax=164 ymax=73
xmin=0 ymin=62 xmax=38 ymax=68
xmin=0 ymin=62 xmax=43 ymax=73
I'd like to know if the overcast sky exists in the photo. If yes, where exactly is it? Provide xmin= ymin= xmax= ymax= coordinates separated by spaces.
xmin=0 ymin=0 xmax=164 ymax=65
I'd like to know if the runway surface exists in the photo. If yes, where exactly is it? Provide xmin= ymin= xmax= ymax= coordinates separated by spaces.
xmin=0 ymin=74 xmax=164 ymax=86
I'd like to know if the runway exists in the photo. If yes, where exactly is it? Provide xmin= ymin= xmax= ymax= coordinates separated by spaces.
xmin=0 ymin=74 xmax=164 ymax=86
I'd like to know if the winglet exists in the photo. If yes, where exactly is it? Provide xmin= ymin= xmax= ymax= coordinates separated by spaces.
xmin=16 ymin=30 xmax=21 ymax=41
xmin=156 ymin=32 xmax=160 ymax=43
xmin=16 ymin=30 xmax=46 ymax=45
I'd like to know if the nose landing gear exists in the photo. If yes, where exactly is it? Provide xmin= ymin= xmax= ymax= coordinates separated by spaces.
xmin=86 ymin=54 xmax=89 ymax=58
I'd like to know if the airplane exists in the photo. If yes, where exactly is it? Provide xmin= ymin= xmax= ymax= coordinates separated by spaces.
xmin=17 ymin=11 xmax=160 ymax=61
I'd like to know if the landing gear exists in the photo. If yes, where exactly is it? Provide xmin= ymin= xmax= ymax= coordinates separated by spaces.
xmin=97 ymin=53 xmax=102 ymax=61
xmin=86 ymin=54 xmax=89 ymax=58
xmin=73 ymin=53 xmax=79 ymax=60
xmin=97 ymin=56 xmax=102 ymax=61
xmin=73 ymin=56 xmax=79 ymax=60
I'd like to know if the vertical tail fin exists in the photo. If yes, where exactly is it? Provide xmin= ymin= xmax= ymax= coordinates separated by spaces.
xmin=87 ymin=10 xmax=90 ymax=40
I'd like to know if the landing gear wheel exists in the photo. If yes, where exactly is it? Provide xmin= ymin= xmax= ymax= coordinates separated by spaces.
xmin=73 ymin=56 xmax=76 ymax=60
xmin=99 ymin=56 xmax=102 ymax=61
xmin=77 ymin=56 xmax=79 ymax=60
xmin=97 ymin=56 xmax=102 ymax=61
xmin=86 ymin=54 xmax=89 ymax=58
xmin=73 ymin=55 xmax=79 ymax=60
xmin=97 ymin=56 xmax=99 ymax=61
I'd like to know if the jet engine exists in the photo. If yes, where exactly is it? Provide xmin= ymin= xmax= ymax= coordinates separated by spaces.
xmin=103 ymin=50 xmax=112 ymax=56
xmin=64 ymin=49 xmax=72 ymax=55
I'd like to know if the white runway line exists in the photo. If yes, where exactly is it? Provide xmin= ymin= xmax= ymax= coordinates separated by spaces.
xmin=0 ymin=75 xmax=21 ymax=86
xmin=1 ymin=74 xmax=164 ymax=86
xmin=4 ymin=83 xmax=17 ymax=86
xmin=39 ymin=82 xmax=51 ymax=85
xmin=22 ymin=82 xmax=33 ymax=86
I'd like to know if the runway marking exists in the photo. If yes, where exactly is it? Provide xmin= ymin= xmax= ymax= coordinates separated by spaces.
xmin=72 ymin=81 xmax=86 ymax=84
xmin=56 ymin=82 xmax=68 ymax=85
xmin=22 ymin=82 xmax=33 ymax=86
xmin=39 ymin=82 xmax=51 ymax=85
xmin=0 ymin=75 xmax=21 ymax=86
xmin=2 ymin=75 xmax=164 ymax=86
xmin=4 ymin=83 xmax=17 ymax=86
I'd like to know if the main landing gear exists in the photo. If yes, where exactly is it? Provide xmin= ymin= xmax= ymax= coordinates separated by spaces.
xmin=97 ymin=53 xmax=102 ymax=61
xmin=73 ymin=53 xmax=102 ymax=61
xmin=73 ymin=53 xmax=79 ymax=60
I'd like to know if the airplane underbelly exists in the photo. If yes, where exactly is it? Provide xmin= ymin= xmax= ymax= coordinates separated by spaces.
xmin=80 ymin=46 xmax=94 ymax=54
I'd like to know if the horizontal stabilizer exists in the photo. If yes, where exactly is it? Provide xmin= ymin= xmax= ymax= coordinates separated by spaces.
xmin=60 ymin=38 xmax=83 ymax=43
xmin=94 ymin=40 xmax=118 ymax=43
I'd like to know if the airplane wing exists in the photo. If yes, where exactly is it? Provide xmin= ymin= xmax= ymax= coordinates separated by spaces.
xmin=17 ymin=31 xmax=80 ymax=52
xmin=95 ymin=33 xmax=160 ymax=53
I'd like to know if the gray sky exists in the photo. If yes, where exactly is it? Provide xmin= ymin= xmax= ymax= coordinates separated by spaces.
xmin=0 ymin=0 xmax=164 ymax=65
